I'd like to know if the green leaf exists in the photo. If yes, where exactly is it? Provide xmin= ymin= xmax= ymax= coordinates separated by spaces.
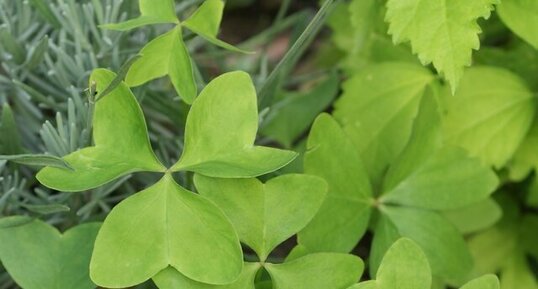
xmin=90 ymin=174 xmax=243 ymax=288
xmin=298 ymin=114 xmax=373 ymax=253
xmin=385 ymin=0 xmax=498 ymax=91
xmin=0 ymin=103 xmax=22 ymax=155
xmin=369 ymin=215 xmax=401 ymax=277
xmin=0 ymin=154 xmax=72 ymax=170
xmin=333 ymin=63 xmax=434 ymax=186
xmin=443 ymin=199 xmax=502 ymax=234
xmin=101 ymin=0 xmax=179 ymax=31
xmin=182 ymin=0 xmax=247 ymax=53
xmin=510 ymin=113 xmax=538 ymax=181
xmin=460 ymin=275 xmax=500 ymax=289
xmin=381 ymin=92 xmax=498 ymax=210
xmin=172 ymin=71 xmax=297 ymax=177
xmin=265 ymin=253 xmax=364 ymax=289
xmin=498 ymin=0 xmax=538 ymax=49
xmin=37 ymin=69 xmax=165 ymax=192
xmin=440 ymin=67 xmax=535 ymax=169
xmin=194 ymin=174 xmax=327 ymax=261
xmin=0 ymin=217 xmax=100 ymax=289
xmin=125 ymin=27 xmax=197 ymax=104
xmin=153 ymin=263 xmax=260 ymax=289
xmin=500 ymin=252 xmax=538 ymax=289
xmin=348 ymin=281 xmax=378 ymax=289
xmin=379 ymin=206 xmax=473 ymax=281
xmin=260 ymin=73 xmax=339 ymax=147
xmin=374 ymin=238 xmax=432 ymax=289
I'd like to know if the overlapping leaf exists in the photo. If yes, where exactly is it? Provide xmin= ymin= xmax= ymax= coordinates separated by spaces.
xmin=101 ymin=0 xmax=178 ymax=31
xmin=385 ymin=0 xmax=498 ymax=91
xmin=172 ymin=71 xmax=297 ymax=177
xmin=266 ymin=253 xmax=364 ymax=289
xmin=37 ymin=69 xmax=166 ymax=192
xmin=195 ymin=174 xmax=327 ymax=261
xmin=298 ymin=113 xmax=372 ymax=253
xmin=0 ymin=217 xmax=100 ymax=289
xmin=440 ymin=66 xmax=535 ymax=169
xmin=90 ymin=174 xmax=243 ymax=288
xmin=333 ymin=63 xmax=434 ymax=185
xmin=498 ymin=0 xmax=538 ymax=49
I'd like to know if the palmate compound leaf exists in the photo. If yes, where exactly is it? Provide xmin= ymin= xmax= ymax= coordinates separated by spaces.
xmin=36 ymin=69 xmax=166 ymax=192
xmin=440 ymin=66 xmax=535 ymax=169
xmin=90 ymin=174 xmax=243 ymax=288
xmin=0 ymin=217 xmax=100 ymax=289
xmin=194 ymin=174 xmax=328 ymax=261
xmin=385 ymin=0 xmax=498 ymax=92
xmin=298 ymin=113 xmax=373 ymax=253
xmin=265 ymin=253 xmax=364 ymax=289
xmin=125 ymin=26 xmax=197 ymax=104
xmin=498 ymin=0 xmax=538 ymax=49
xmin=301 ymin=92 xmax=497 ymax=282
xmin=172 ymin=71 xmax=297 ymax=177
xmin=100 ymin=0 xmax=179 ymax=31
xmin=333 ymin=62 xmax=435 ymax=187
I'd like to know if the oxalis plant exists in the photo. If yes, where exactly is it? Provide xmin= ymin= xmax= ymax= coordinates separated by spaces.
xmin=0 ymin=0 xmax=537 ymax=288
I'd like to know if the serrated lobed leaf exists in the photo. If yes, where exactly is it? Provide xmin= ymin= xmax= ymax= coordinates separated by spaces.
xmin=385 ymin=0 xmax=499 ymax=91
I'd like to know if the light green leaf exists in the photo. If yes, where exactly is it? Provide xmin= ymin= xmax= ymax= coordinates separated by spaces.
xmin=153 ymin=263 xmax=260 ymax=289
xmin=298 ymin=114 xmax=372 ymax=253
xmin=22 ymin=204 xmax=71 ymax=215
xmin=101 ymin=0 xmax=178 ymax=31
xmin=265 ymin=253 xmax=364 ymax=289
xmin=0 ymin=104 xmax=22 ymax=154
xmin=125 ymin=27 xmax=197 ymax=103
xmin=385 ymin=0 xmax=498 ymax=91
xmin=500 ymin=252 xmax=538 ymax=289
xmin=333 ymin=63 xmax=434 ymax=186
xmin=374 ymin=238 xmax=432 ymax=289
xmin=172 ymin=71 xmax=297 ymax=177
xmin=90 ymin=174 xmax=243 ymax=288
xmin=443 ymin=199 xmax=502 ymax=234
xmin=498 ymin=0 xmax=538 ymax=49
xmin=380 ymin=206 xmax=473 ymax=281
xmin=0 ymin=154 xmax=72 ymax=170
xmin=348 ymin=281 xmax=378 ymax=289
xmin=441 ymin=67 xmax=535 ymax=169
xmin=381 ymin=91 xmax=498 ymax=210
xmin=195 ymin=174 xmax=327 ymax=261
xmin=37 ymin=69 xmax=165 ymax=192
xmin=183 ymin=0 xmax=248 ymax=53
xmin=260 ymin=73 xmax=339 ymax=147
xmin=369 ymin=215 xmax=401 ymax=277
xmin=461 ymin=275 xmax=500 ymax=289
xmin=510 ymin=114 xmax=538 ymax=181
xmin=381 ymin=146 xmax=498 ymax=210
xmin=0 ymin=217 xmax=100 ymax=289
